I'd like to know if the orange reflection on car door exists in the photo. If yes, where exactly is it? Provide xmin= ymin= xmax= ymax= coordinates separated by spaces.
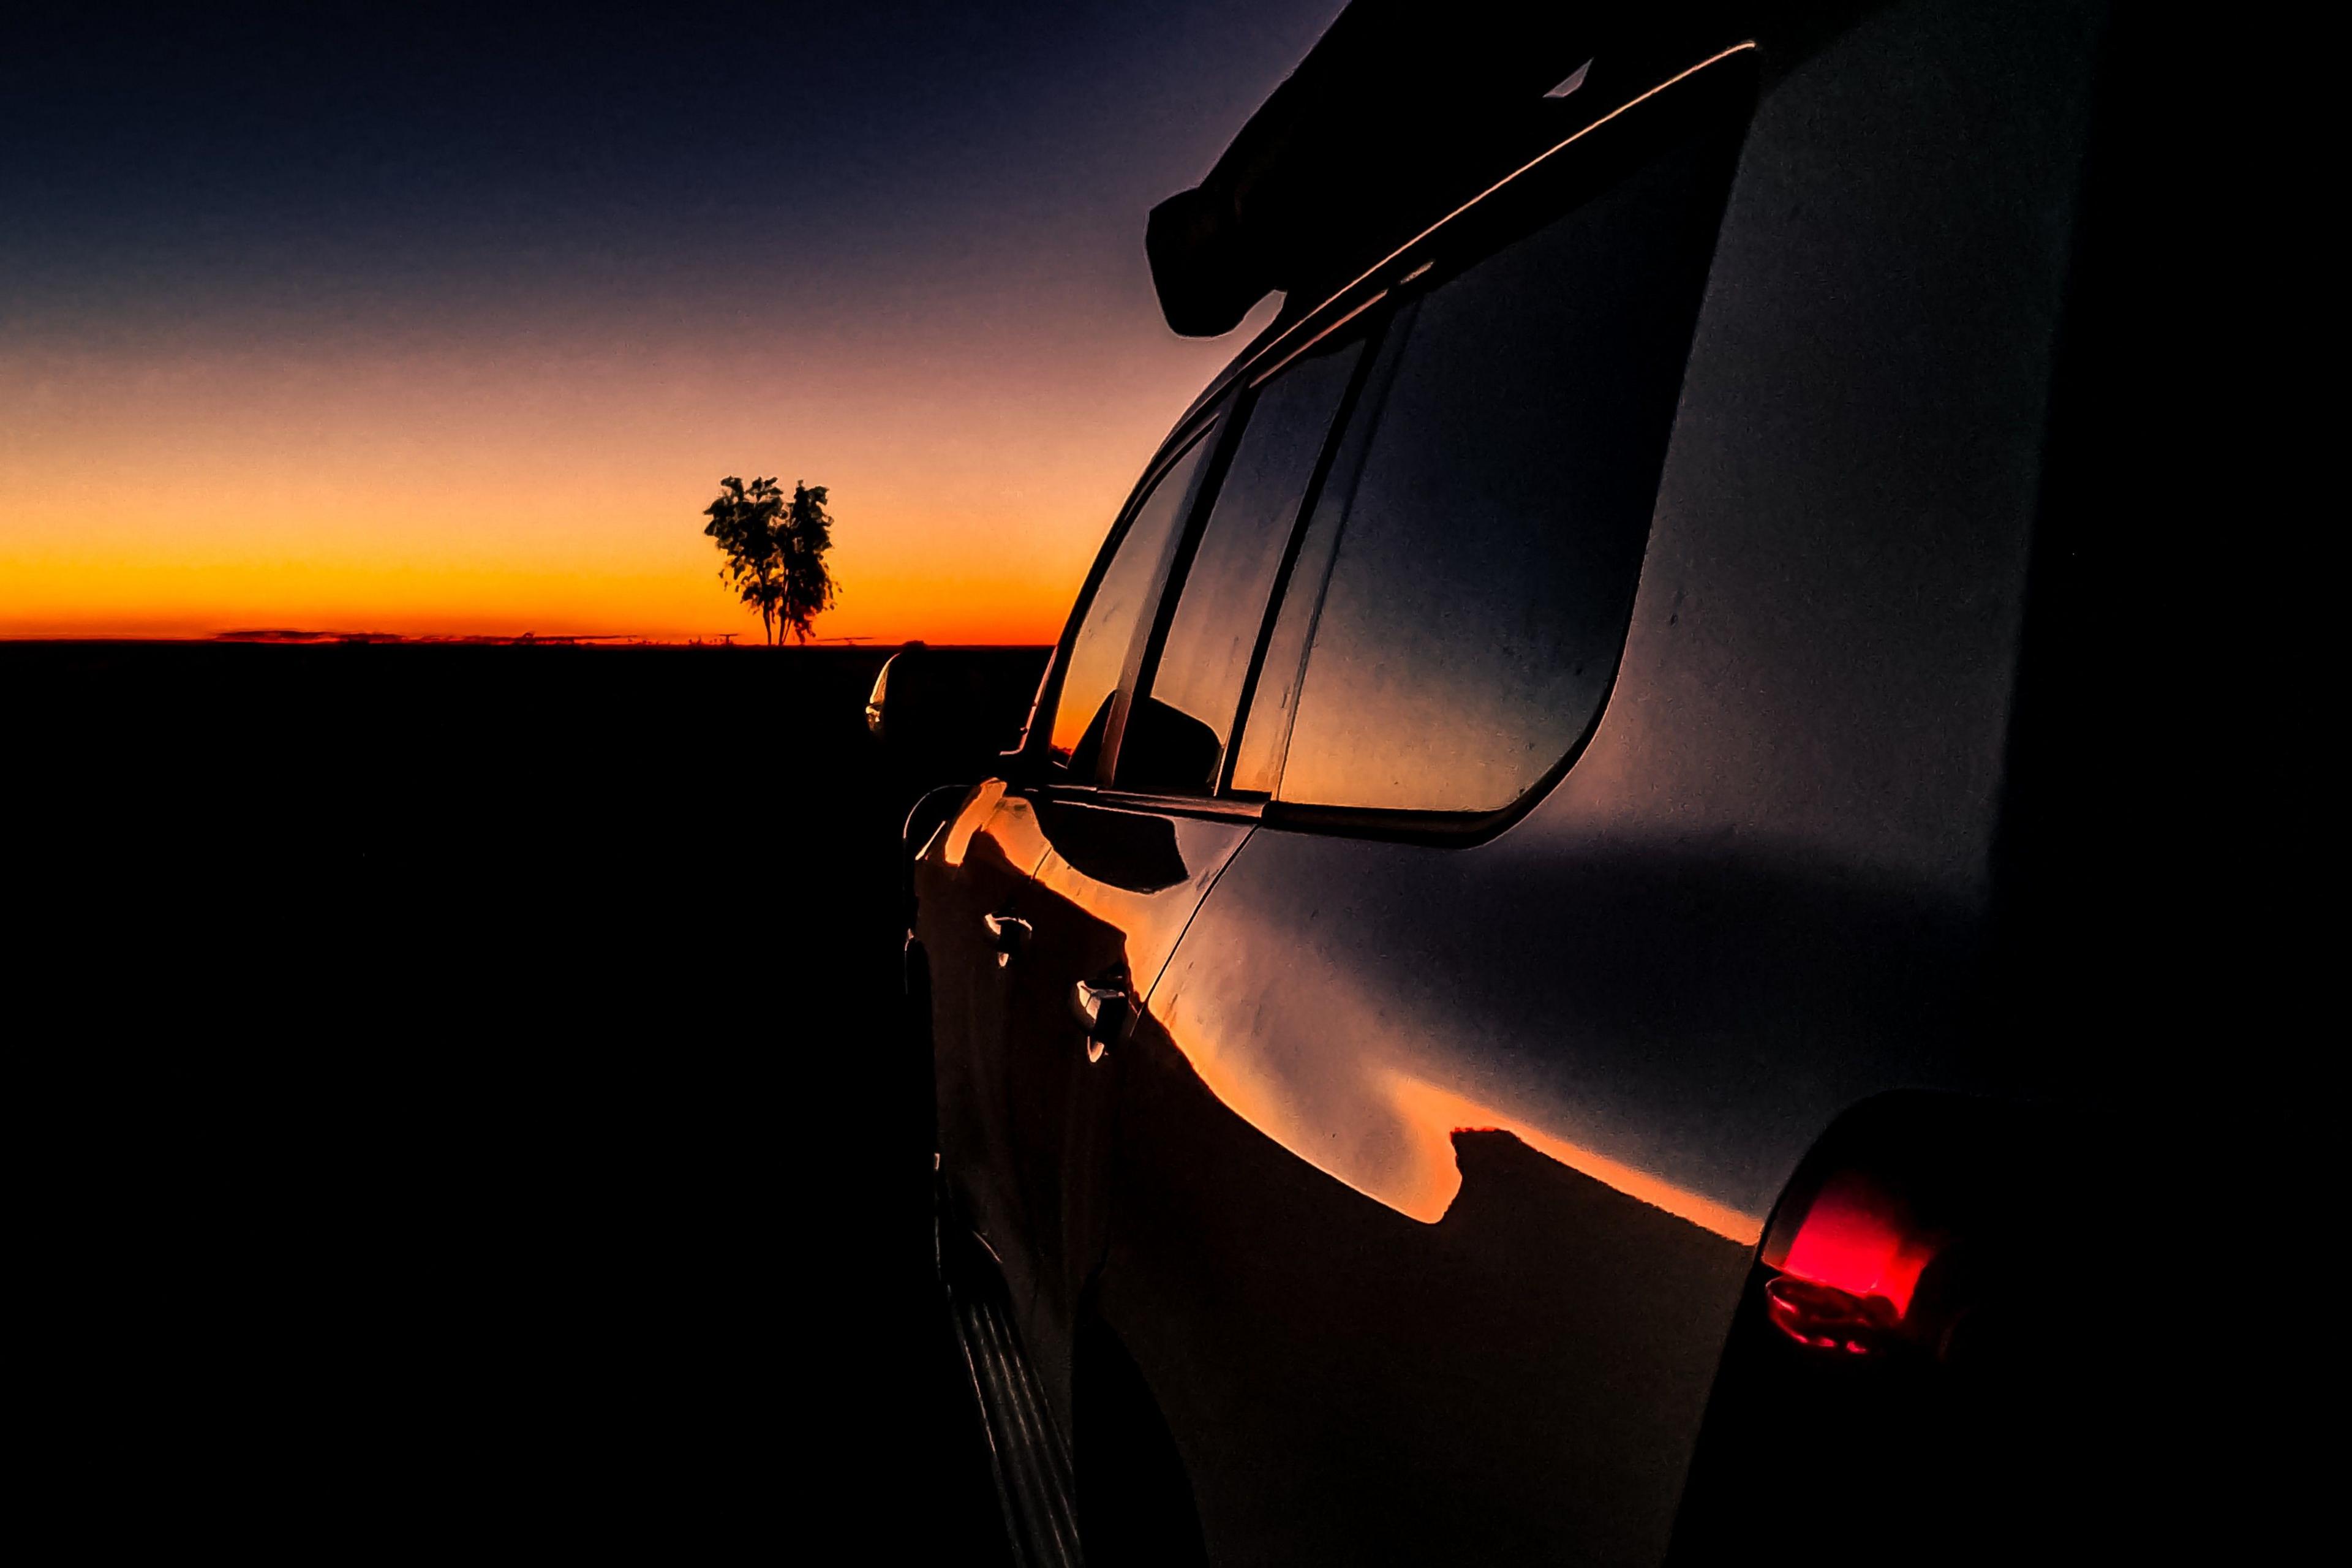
xmin=1148 ymin=940 xmax=1762 ymax=1242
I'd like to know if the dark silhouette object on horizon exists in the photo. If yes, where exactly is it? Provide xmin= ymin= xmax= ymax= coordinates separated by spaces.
xmin=702 ymin=475 xmax=838 ymax=644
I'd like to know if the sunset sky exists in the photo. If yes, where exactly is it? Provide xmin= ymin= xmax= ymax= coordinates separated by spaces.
xmin=1 ymin=2 xmax=1343 ymax=643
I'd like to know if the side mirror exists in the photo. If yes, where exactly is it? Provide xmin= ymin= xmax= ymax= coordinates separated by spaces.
xmin=1111 ymin=696 xmax=1223 ymax=794
xmin=865 ymin=642 xmax=958 ymax=750
xmin=867 ymin=643 xmax=1044 ymax=787
xmin=863 ymin=650 xmax=906 ymax=743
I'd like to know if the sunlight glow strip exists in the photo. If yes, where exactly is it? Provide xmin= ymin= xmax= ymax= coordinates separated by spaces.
xmin=1387 ymin=1072 xmax=1764 ymax=1242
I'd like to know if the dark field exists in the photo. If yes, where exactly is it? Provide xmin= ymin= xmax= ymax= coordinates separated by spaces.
xmin=12 ymin=640 xmax=1046 ymax=1553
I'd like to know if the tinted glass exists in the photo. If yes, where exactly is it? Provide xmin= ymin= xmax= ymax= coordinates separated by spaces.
xmin=1228 ymin=342 xmax=1389 ymax=795
xmin=1121 ymin=336 xmax=1365 ymax=794
xmin=1047 ymin=426 xmax=1217 ymax=778
xmin=1276 ymin=118 xmax=1737 ymax=813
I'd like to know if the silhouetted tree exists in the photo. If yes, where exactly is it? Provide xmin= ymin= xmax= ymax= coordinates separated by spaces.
xmin=777 ymin=481 xmax=837 ymax=644
xmin=702 ymin=476 xmax=837 ymax=644
xmin=703 ymin=476 xmax=786 ymax=644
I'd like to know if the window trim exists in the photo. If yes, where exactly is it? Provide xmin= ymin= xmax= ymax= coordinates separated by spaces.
xmin=1224 ymin=301 xmax=1409 ymax=799
xmin=1253 ymin=43 xmax=1758 ymax=844
xmin=1247 ymin=290 xmax=1387 ymax=391
xmin=1086 ymin=788 xmax=1267 ymax=826
xmin=1158 ymin=42 xmax=1758 ymax=456
xmin=1114 ymin=308 xmax=1392 ymax=804
xmin=1103 ymin=394 xmax=1254 ymax=789
xmin=1019 ymin=42 xmax=1757 ymax=842
xmin=1025 ymin=410 xmax=1228 ymax=787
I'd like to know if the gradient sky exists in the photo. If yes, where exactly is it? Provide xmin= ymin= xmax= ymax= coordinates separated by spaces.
xmin=1 ymin=1 xmax=1344 ymax=642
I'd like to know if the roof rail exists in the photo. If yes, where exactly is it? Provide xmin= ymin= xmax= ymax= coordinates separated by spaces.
xmin=1146 ymin=1 xmax=1752 ymax=336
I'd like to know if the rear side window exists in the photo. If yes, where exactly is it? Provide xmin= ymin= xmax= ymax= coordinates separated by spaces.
xmin=1046 ymin=425 xmax=1218 ymax=780
xmin=1272 ymin=106 xmax=1741 ymax=815
xmin=1118 ymin=334 xmax=1367 ymax=795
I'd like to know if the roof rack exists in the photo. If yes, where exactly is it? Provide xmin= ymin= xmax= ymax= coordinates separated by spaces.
xmin=1145 ymin=0 xmax=1754 ymax=336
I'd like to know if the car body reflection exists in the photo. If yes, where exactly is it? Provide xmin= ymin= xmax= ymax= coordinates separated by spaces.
xmin=915 ymin=0 xmax=2124 ymax=1559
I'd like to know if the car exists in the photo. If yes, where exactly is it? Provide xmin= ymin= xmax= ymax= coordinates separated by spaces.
xmin=887 ymin=1 xmax=2156 ymax=1561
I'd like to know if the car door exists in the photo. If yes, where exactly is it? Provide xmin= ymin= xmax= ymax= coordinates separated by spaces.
xmin=927 ymin=415 xmax=1221 ymax=1349
xmin=991 ymin=323 xmax=1379 ymax=1430
xmin=915 ymin=777 xmax=1054 ymax=1280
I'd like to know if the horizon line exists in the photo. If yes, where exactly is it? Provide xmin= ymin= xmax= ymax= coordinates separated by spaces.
xmin=0 ymin=630 xmax=1052 ymax=648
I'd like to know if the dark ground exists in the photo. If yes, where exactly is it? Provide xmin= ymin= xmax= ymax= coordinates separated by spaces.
xmin=9 ymin=640 xmax=1043 ymax=1554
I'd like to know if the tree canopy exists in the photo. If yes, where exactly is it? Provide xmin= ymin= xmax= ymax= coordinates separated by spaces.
xmin=702 ymin=476 xmax=836 ymax=644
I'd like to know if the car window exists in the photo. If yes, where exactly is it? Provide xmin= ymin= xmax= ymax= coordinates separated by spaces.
xmin=1226 ymin=323 xmax=1399 ymax=796
xmin=1273 ymin=110 xmax=1740 ymax=815
xmin=1118 ymin=334 xmax=1368 ymax=796
xmin=1046 ymin=423 xmax=1219 ymax=780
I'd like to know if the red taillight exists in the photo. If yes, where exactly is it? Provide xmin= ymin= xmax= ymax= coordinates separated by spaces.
xmin=1759 ymin=1169 xmax=1948 ymax=1357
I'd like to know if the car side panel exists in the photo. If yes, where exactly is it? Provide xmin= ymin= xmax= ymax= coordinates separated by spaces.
xmin=1096 ymin=1 xmax=2102 ymax=1561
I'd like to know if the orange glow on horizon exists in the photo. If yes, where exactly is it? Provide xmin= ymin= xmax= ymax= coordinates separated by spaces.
xmin=2 ymin=298 xmax=1276 ymax=644
xmin=0 ymin=546 xmax=1076 ymax=646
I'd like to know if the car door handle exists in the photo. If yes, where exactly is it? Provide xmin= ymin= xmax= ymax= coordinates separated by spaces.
xmin=1071 ymin=973 xmax=1133 ymax=1063
xmin=982 ymin=913 xmax=1031 ymax=966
